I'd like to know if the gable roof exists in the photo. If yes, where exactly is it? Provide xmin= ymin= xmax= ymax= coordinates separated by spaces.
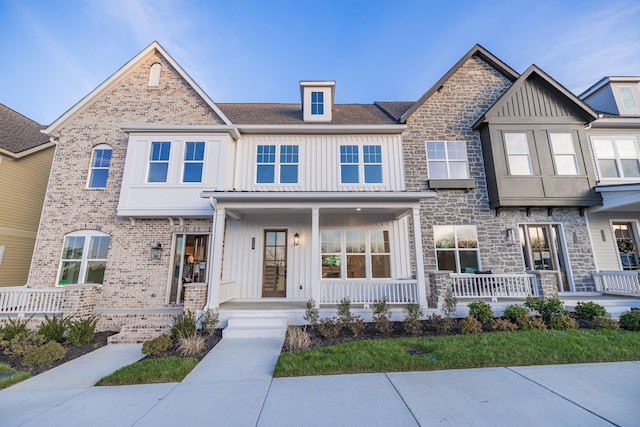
xmin=44 ymin=41 xmax=232 ymax=136
xmin=472 ymin=64 xmax=598 ymax=129
xmin=0 ymin=103 xmax=52 ymax=158
xmin=399 ymin=44 xmax=520 ymax=123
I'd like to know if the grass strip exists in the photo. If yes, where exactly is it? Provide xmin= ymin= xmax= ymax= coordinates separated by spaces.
xmin=274 ymin=329 xmax=640 ymax=377
xmin=96 ymin=357 xmax=198 ymax=386
xmin=0 ymin=363 xmax=30 ymax=390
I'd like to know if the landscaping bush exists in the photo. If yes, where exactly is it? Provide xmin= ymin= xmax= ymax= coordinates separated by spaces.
xmin=176 ymin=334 xmax=206 ymax=357
xmin=23 ymin=341 xmax=66 ymax=368
xmin=518 ymin=316 xmax=547 ymax=330
xmin=372 ymin=298 xmax=392 ymax=336
xmin=66 ymin=315 xmax=99 ymax=346
xmin=3 ymin=332 xmax=45 ymax=358
xmin=524 ymin=296 xmax=566 ymax=323
xmin=502 ymin=305 xmax=529 ymax=324
xmin=304 ymin=299 xmax=320 ymax=327
xmin=441 ymin=295 xmax=458 ymax=318
xmin=574 ymin=301 xmax=609 ymax=320
xmin=403 ymin=303 xmax=423 ymax=336
xmin=593 ymin=316 xmax=620 ymax=331
xmin=459 ymin=316 xmax=483 ymax=334
xmin=428 ymin=313 xmax=454 ymax=334
xmin=38 ymin=314 xmax=69 ymax=343
xmin=317 ymin=318 xmax=341 ymax=339
xmin=619 ymin=310 xmax=640 ymax=331
xmin=486 ymin=318 xmax=517 ymax=332
xmin=0 ymin=317 xmax=29 ymax=342
xmin=467 ymin=301 xmax=494 ymax=324
xmin=285 ymin=325 xmax=311 ymax=352
xmin=549 ymin=314 xmax=578 ymax=330
xmin=336 ymin=298 xmax=352 ymax=327
xmin=199 ymin=309 xmax=219 ymax=336
xmin=142 ymin=334 xmax=173 ymax=357
xmin=171 ymin=311 xmax=197 ymax=339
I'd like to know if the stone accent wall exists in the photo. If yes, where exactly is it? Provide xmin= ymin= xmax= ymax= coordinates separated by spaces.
xmin=28 ymin=50 xmax=219 ymax=314
xmin=533 ymin=271 xmax=560 ymax=298
xmin=402 ymin=56 xmax=598 ymax=306
xmin=183 ymin=283 xmax=207 ymax=314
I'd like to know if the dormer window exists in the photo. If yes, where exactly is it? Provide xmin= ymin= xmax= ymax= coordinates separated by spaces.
xmin=619 ymin=86 xmax=639 ymax=111
xmin=300 ymin=81 xmax=335 ymax=122
xmin=311 ymin=91 xmax=324 ymax=115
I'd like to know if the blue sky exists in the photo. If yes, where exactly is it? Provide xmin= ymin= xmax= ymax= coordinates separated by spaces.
xmin=1 ymin=0 xmax=639 ymax=125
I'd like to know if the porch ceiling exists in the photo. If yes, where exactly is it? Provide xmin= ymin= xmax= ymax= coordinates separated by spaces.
xmin=592 ymin=184 xmax=640 ymax=212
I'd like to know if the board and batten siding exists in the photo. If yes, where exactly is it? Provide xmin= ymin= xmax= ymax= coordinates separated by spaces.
xmin=586 ymin=211 xmax=640 ymax=271
xmin=494 ymin=78 xmax=577 ymax=119
xmin=0 ymin=147 xmax=55 ymax=286
xmin=221 ymin=213 xmax=411 ymax=300
xmin=234 ymin=134 xmax=405 ymax=192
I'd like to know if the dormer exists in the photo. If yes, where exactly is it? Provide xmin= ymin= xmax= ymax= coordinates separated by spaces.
xmin=580 ymin=77 xmax=640 ymax=117
xmin=300 ymin=80 xmax=335 ymax=122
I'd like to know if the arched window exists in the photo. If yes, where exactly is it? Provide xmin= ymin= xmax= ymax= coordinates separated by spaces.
xmin=149 ymin=63 xmax=162 ymax=86
xmin=57 ymin=230 xmax=110 ymax=285
xmin=88 ymin=144 xmax=112 ymax=189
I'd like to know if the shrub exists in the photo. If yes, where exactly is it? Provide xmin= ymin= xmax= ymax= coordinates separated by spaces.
xmin=574 ymin=301 xmax=608 ymax=320
xmin=346 ymin=315 xmax=365 ymax=337
xmin=372 ymin=298 xmax=392 ymax=336
xmin=66 ymin=314 xmax=99 ymax=346
xmin=486 ymin=318 xmax=518 ymax=332
xmin=518 ymin=316 xmax=547 ymax=331
xmin=3 ymin=332 xmax=45 ymax=357
xmin=23 ymin=341 xmax=66 ymax=368
xmin=171 ymin=311 xmax=197 ymax=340
xmin=428 ymin=313 xmax=454 ymax=334
xmin=502 ymin=305 xmax=529 ymax=324
xmin=336 ymin=298 xmax=352 ymax=325
xmin=467 ymin=301 xmax=494 ymax=324
xmin=199 ymin=309 xmax=219 ymax=336
xmin=304 ymin=299 xmax=320 ymax=327
xmin=441 ymin=295 xmax=458 ymax=318
xmin=549 ymin=314 xmax=578 ymax=330
xmin=619 ymin=310 xmax=640 ymax=331
xmin=38 ymin=314 xmax=70 ymax=343
xmin=176 ymin=334 xmax=206 ymax=357
xmin=142 ymin=334 xmax=173 ymax=357
xmin=285 ymin=325 xmax=311 ymax=351
xmin=524 ymin=296 xmax=566 ymax=323
xmin=459 ymin=316 xmax=483 ymax=334
xmin=317 ymin=317 xmax=341 ymax=339
xmin=403 ymin=303 xmax=423 ymax=336
xmin=594 ymin=316 xmax=620 ymax=330
xmin=0 ymin=317 xmax=29 ymax=342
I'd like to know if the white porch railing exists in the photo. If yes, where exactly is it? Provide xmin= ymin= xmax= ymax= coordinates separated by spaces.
xmin=219 ymin=280 xmax=239 ymax=303
xmin=0 ymin=287 xmax=65 ymax=316
xmin=594 ymin=271 xmax=640 ymax=296
xmin=319 ymin=280 xmax=418 ymax=305
xmin=450 ymin=274 xmax=539 ymax=301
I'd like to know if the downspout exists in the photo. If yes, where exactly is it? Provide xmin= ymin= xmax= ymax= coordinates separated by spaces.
xmin=204 ymin=197 xmax=218 ymax=309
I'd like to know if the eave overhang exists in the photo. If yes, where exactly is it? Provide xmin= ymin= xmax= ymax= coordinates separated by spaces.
xmin=233 ymin=124 xmax=406 ymax=135
xmin=119 ymin=124 xmax=241 ymax=140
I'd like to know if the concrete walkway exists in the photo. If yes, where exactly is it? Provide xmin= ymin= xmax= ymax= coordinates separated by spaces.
xmin=1 ymin=338 xmax=639 ymax=426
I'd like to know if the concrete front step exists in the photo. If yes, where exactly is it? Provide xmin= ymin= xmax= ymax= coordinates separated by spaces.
xmin=223 ymin=317 xmax=287 ymax=339
xmin=108 ymin=320 xmax=172 ymax=344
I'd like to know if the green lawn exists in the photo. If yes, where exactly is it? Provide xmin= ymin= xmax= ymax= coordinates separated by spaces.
xmin=274 ymin=329 xmax=640 ymax=377
xmin=0 ymin=363 xmax=30 ymax=390
xmin=96 ymin=357 xmax=198 ymax=386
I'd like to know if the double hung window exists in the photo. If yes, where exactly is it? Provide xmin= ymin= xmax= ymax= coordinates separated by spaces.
xmin=88 ymin=145 xmax=112 ymax=188
xmin=426 ymin=141 xmax=469 ymax=179
xmin=148 ymin=141 xmax=171 ymax=182
xmin=340 ymin=145 xmax=383 ymax=184
xmin=256 ymin=145 xmax=299 ymax=184
xmin=592 ymin=137 xmax=640 ymax=178
xmin=183 ymin=141 xmax=205 ymax=183
xmin=549 ymin=133 xmax=578 ymax=175
xmin=321 ymin=229 xmax=391 ymax=279
xmin=58 ymin=231 xmax=110 ymax=285
xmin=504 ymin=133 xmax=532 ymax=175
xmin=619 ymin=87 xmax=639 ymax=111
xmin=434 ymin=225 xmax=479 ymax=273
xmin=311 ymin=91 xmax=324 ymax=115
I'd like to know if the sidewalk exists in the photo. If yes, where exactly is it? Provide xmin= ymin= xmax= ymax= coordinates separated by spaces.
xmin=1 ymin=338 xmax=638 ymax=426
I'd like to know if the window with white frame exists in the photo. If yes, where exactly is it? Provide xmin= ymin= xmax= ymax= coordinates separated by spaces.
xmin=619 ymin=86 xmax=639 ymax=111
xmin=311 ymin=91 xmax=324 ymax=115
xmin=321 ymin=229 xmax=391 ymax=279
xmin=340 ymin=145 xmax=383 ymax=184
xmin=612 ymin=222 xmax=640 ymax=270
xmin=434 ymin=225 xmax=479 ymax=273
xmin=504 ymin=133 xmax=532 ymax=175
xmin=549 ymin=133 xmax=578 ymax=175
xmin=592 ymin=137 xmax=640 ymax=178
xmin=58 ymin=231 xmax=110 ymax=285
xmin=147 ymin=141 xmax=171 ymax=182
xmin=256 ymin=145 xmax=299 ymax=184
xmin=183 ymin=141 xmax=205 ymax=183
xmin=426 ymin=141 xmax=469 ymax=179
xmin=88 ymin=144 xmax=112 ymax=188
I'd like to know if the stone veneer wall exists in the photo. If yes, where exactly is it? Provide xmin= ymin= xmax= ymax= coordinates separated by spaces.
xmin=402 ymin=56 xmax=597 ymax=305
xmin=28 ymin=50 xmax=222 ymax=313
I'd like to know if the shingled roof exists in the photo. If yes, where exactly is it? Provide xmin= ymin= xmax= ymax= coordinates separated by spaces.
xmin=217 ymin=103 xmax=400 ymax=125
xmin=0 ymin=103 xmax=49 ymax=155
xmin=374 ymin=102 xmax=414 ymax=122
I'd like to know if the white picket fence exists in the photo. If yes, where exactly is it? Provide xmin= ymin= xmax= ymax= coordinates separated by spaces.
xmin=319 ymin=280 xmax=418 ymax=305
xmin=0 ymin=287 xmax=65 ymax=316
xmin=450 ymin=274 xmax=539 ymax=301
xmin=593 ymin=271 xmax=640 ymax=296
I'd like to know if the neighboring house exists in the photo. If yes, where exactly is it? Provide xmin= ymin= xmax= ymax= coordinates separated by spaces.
xmin=23 ymin=42 xmax=638 ymax=331
xmin=580 ymin=77 xmax=640 ymax=291
xmin=0 ymin=104 xmax=54 ymax=286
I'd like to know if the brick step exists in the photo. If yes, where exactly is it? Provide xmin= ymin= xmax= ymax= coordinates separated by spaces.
xmin=107 ymin=331 xmax=167 ymax=345
xmin=120 ymin=320 xmax=172 ymax=334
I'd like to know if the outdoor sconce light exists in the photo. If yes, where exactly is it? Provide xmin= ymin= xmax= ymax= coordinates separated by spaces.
xmin=506 ymin=228 xmax=517 ymax=246
xmin=294 ymin=233 xmax=300 ymax=246
xmin=150 ymin=243 xmax=162 ymax=260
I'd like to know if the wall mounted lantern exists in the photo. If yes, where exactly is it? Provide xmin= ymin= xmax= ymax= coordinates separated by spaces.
xmin=294 ymin=233 xmax=300 ymax=246
xmin=150 ymin=243 xmax=163 ymax=260
xmin=506 ymin=228 xmax=518 ymax=246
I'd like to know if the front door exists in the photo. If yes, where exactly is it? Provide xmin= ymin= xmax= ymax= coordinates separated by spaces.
xmin=169 ymin=234 xmax=209 ymax=304
xmin=519 ymin=224 xmax=570 ymax=292
xmin=262 ymin=230 xmax=287 ymax=297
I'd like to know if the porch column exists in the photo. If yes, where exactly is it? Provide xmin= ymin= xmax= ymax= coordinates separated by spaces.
xmin=207 ymin=206 xmax=226 ymax=309
xmin=310 ymin=207 xmax=321 ymax=304
xmin=412 ymin=206 xmax=428 ymax=307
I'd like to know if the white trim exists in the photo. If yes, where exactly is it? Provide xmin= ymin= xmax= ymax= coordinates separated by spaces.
xmin=120 ymin=124 xmax=241 ymax=140
xmin=234 ymin=124 xmax=406 ymax=135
